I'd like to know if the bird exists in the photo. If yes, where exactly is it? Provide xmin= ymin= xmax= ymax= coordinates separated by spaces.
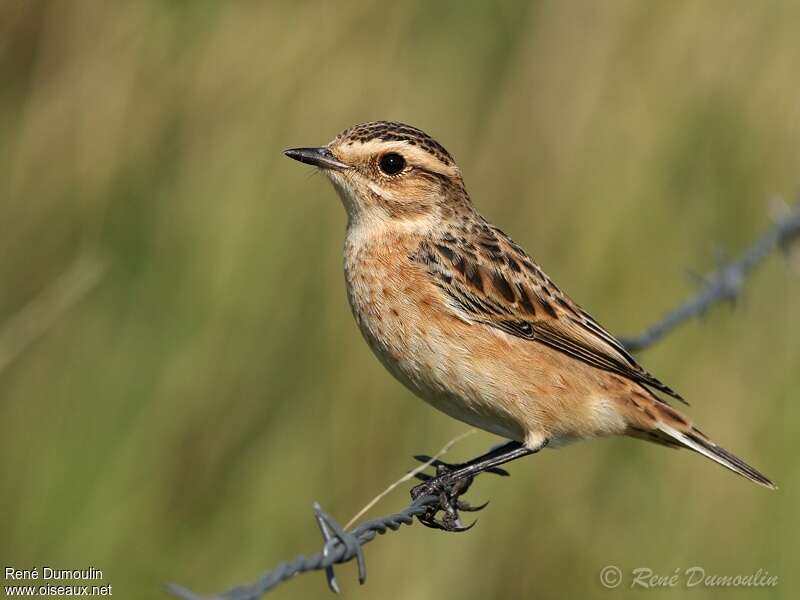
xmin=284 ymin=121 xmax=775 ymax=530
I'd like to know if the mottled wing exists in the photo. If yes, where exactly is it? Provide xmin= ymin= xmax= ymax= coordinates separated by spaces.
xmin=411 ymin=221 xmax=685 ymax=404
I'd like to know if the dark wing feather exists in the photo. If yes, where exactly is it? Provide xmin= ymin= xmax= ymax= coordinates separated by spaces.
xmin=411 ymin=221 xmax=685 ymax=404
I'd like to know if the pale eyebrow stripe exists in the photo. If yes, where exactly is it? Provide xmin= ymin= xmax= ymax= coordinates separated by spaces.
xmin=342 ymin=139 xmax=459 ymax=177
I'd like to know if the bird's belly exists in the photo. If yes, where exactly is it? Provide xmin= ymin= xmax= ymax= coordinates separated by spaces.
xmin=349 ymin=287 xmax=536 ymax=442
xmin=354 ymin=298 xmax=629 ymax=446
xmin=366 ymin=327 xmax=527 ymax=440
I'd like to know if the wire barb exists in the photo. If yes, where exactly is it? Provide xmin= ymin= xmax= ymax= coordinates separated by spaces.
xmin=313 ymin=502 xmax=366 ymax=592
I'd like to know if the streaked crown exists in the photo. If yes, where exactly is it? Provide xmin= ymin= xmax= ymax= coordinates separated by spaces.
xmin=334 ymin=121 xmax=455 ymax=167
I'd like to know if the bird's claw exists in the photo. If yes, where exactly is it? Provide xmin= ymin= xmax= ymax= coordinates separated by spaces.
xmin=420 ymin=512 xmax=477 ymax=532
xmin=455 ymin=499 xmax=489 ymax=512
xmin=414 ymin=489 xmax=478 ymax=532
xmin=410 ymin=460 xmax=489 ymax=532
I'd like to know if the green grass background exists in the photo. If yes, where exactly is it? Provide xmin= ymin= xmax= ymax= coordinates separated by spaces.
xmin=1 ymin=1 xmax=798 ymax=598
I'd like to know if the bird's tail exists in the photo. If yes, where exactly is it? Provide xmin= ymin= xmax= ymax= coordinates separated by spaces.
xmin=625 ymin=396 xmax=776 ymax=490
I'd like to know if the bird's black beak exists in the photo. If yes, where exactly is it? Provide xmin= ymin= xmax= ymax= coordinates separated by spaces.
xmin=283 ymin=147 xmax=350 ymax=171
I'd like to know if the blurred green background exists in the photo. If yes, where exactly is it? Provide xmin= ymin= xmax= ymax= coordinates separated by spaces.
xmin=1 ymin=1 xmax=798 ymax=598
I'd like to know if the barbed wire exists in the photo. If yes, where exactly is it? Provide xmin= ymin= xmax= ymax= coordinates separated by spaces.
xmin=165 ymin=495 xmax=440 ymax=600
xmin=166 ymin=199 xmax=800 ymax=600
xmin=620 ymin=198 xmax=800 ymax=351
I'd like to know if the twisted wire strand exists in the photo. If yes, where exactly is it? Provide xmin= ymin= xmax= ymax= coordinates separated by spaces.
xmin=165 ymin=495 xmax=439 ymax=600
xmin=166 ymin=200 xmax=800 ymax=600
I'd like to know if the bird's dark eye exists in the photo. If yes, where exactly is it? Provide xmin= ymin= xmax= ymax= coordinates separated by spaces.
xmin=379 ymin=152 xmax=406 ymax=175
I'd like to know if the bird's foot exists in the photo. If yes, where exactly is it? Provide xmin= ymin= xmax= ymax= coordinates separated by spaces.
xmin=409 ymin=456 xmax=505 ymax=532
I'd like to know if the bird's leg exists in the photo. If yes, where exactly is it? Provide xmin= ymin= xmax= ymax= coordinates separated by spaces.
xmin=411 ymin=439 xmax=548 ymax=531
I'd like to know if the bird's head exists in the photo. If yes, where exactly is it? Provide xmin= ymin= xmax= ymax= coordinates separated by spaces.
xmin=284 ymin=121 xmax=470 ymax=227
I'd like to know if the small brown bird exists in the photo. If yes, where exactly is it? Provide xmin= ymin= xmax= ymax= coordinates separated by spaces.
xmin=285 ymin=121 xmax=775 ymax=529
